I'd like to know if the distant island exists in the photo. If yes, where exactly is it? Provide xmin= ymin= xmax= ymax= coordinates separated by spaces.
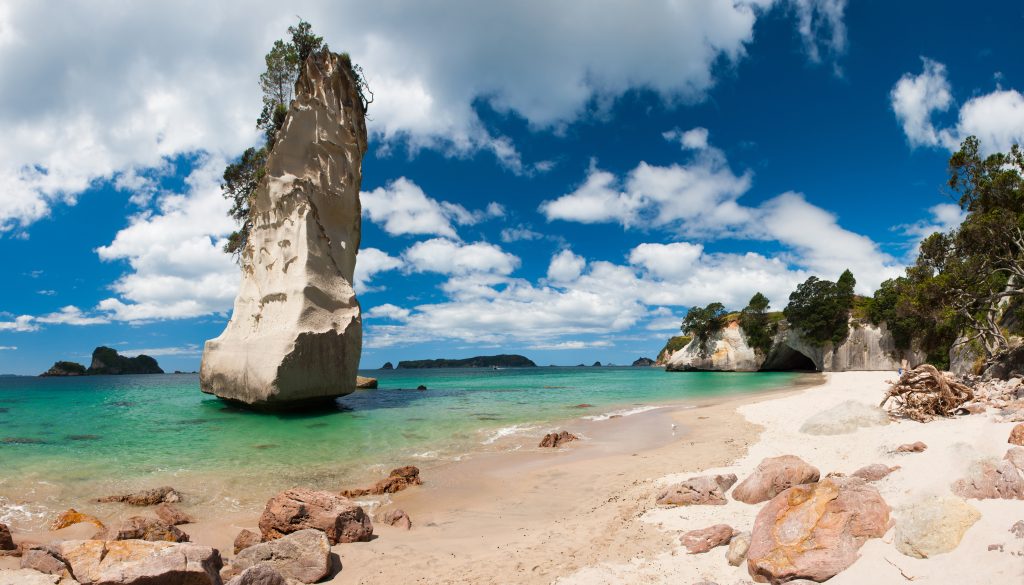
xmin=397 ymin=355 xmax=537 ymax=368
xmin=632 ymin=357 xmax=656 ymax=367
xmin=40 ymin=346 xmax=164 ymax=377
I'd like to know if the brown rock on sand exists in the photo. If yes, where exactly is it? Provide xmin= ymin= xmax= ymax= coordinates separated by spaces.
xmin=50 ymin=509 xmax=105 ymax=531
xmin=234 ymin=529 xmax=261 ymax=554
xmin=341 ymin=466 xmax=422 ymax=497
xmin=107 ymin=516 xmax=189 ymax=543
xmin=56 ymin=539 xmax=222 ymax=585
xmin=0 ymin=523 xmax=13 ymax=551
xmin=895 ymin=441 xmax=927 ymax=453
xmin=19 ymin=546 xmax=71 ymax=578
xmin=1005 ymin=447 xmax=1024 ymax=470
xmin=538 ymin=431 xmax=578 ymax=448
xmin=259 ymin=488 xmax=372 ymax=544
xmin=97 ymin=486 xmax=181 ymax=506
xmin=381 ymin=509 xmax=412 ymax=530
xmin=154 ymin=503 xmax=192 ymax=525
xmin=225 ymin=565 xmax=290 ymax=585
xmin=951 ymin=456 xmax=1024 ymax=500
xmin=232 ymin=529 xmax=330 ymax=584
xmin=851 ymin=463 xmax=900 ymax=482
xmin=726 ymin=531 xmax=751 ymax=566
xmin=680 ymin=524 xmax=736 ymax=554
xmin=746 ymin=477 xmax=891 ymax=583
xmin=656 ymin=474 xmax=738 ymax=506
xmin=732 ymin=455 xmax=820 ymax=504
xmin=1009 ymin=423 xmax=1024 ymax=446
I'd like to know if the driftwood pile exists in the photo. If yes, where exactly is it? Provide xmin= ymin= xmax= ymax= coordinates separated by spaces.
xmin=880 ymin=364 xmax=974 ymax=422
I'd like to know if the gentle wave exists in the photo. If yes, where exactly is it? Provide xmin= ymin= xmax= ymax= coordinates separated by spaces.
xmin=481 ymin=424 xmax=537 ymax=445
xmin=583 ymin=405 xmax=662 ymax=421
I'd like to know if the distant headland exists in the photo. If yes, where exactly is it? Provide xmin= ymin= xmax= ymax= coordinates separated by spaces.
xmin=40 ymin=346 xmax=164 ymax=377
xmin=397 ymin=354 xmax=536 ymax=368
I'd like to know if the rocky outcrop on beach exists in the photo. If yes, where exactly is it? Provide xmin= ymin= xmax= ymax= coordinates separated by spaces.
xmin=894 ymin=495 xmax=980 ymax=558
xmin=154 ymin=504 xmax=191 ymax=525
xmin=259 ymin=488 xmax=372 ymax=544
xmin=50 ymin=510 xmax=105 ymax=531
xmin=732 ymin=455 xmax=820 ymax=504
xmin=97 ymin=486 xmax=180 ymax=506
xmin=0 ymin=523 xmax=13 ymax=551
xmin=340 ymin=466 xmax=422 ymax=497
xmin=200 ymin=50 xmax=368 ymax=410
xmin=56 ymin=539 xmax=222 ymax=585
xmin=233 ymin=529 xmax=261 ymax=555
xmin=680 ymin=524 xmax=736 ymax=554
xmin=665 ymin=319 xmax=924 ymax=373
xmin=225 ymin=565 xmax=290 ymax=585
xmin=0 ymin=568 xmax=69 ymax=585
xmin=231 ymin=529 xmax=330 ymax=584
xmin=538 ymin=431 xmax=578 ymax=448
xmin=746 ymin=477 xmax=891 ymax=583
xmin=105 ymin=516 xmax=189 ymax=543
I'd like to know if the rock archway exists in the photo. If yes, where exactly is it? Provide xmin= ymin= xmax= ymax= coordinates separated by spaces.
xmin=761 ymin=343 xmax=819 ymax=372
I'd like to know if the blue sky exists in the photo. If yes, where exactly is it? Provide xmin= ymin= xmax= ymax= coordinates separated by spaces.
xmin=1 ymin=0 xmax=1021 ymax=374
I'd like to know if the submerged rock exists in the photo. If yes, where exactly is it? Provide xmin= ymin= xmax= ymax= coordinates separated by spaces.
xmin=538 ymin=431 xmax=578 ymax=448
xmin=259 ymin=488 xmax=372 ymax=544
xmin=232 ymin=529 xmax=330 ymax=584
xmin=57 ymin=539 xmax=222 ymax=585
xmin=746 ymin=477 xmax=891 ymax=583
xmin=894 ymin=495 xmax=980 ymax=558
xmin=656 ymin=474 xmax=738 ymax=506
xmin=97 ymin=486 xmax=180 ymax=506
xmin=50 ymin=509 xmax=105 ymax=531
xmin=200 ymin=50 xmax=368 ymax=410
xmin=732 ymin=455 xmax=820 ymax=504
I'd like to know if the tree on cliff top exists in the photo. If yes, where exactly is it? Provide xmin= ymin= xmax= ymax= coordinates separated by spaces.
xmin=222 ymin=19 xmax=369 ymax=259
xmin=784 ymin=271 xmax=856 ymax=346
xmin=681 ymin=302 xmax=727 ymax=358
xmin=740 ymin=292 xmax=776 ymax=355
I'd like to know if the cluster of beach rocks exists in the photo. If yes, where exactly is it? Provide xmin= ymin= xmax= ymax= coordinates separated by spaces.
xmin=962 ymin=375 xmax=1024 ymax=421
xmin=0 ymin=466 xmax=423 ymax=584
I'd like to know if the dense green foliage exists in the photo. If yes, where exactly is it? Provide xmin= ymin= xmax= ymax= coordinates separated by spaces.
xmin=222 ymin=20 xmax=369 ymax=257
xmin=739 ymin=292 xmax=776 ymax=355
xmin=397 ymin=355 xmax=537 ymax=368
xmin=681 ymin=302 xmax=728 ymax=357
xmin=783 ymin=270 xmax=856 ymax=346
xmin=657 ymin=335 xmax=692 ymax=362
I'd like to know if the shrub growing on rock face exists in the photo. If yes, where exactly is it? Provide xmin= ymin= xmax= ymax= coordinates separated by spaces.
xmin=739 ymin=292 xmax=777 ymax=355
xmin=783 ymin=270 xmax=856 ymax=346
xmin=681 ymin=303 xmax=727 ymax=357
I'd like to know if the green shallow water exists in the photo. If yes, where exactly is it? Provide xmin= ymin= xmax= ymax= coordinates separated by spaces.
xmin=0 ymin=367 xmax=802 ymax=528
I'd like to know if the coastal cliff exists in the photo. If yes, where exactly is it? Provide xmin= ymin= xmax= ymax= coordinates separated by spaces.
xmin=666 ymin=320 xmax=924 ymax=372
xmin=200 ymin=50 xmax=368 ymax=409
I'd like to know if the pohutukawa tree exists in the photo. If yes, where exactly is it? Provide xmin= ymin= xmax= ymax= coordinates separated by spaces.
xmin=681 ymin=302 xmax=727 ymax=358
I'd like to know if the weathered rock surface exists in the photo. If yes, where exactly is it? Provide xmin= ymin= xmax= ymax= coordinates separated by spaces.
xmin=50 ymin=509 xmax=105 ymax=531
xmin=0 ymin=568 xmax=62 ymax=585
xmin=380 ymin=509 xmax=411 ymax=530
xmin=732 ymin=455 xmax=820 ymax=504
xmin=154 ymin=503 xmax=191 ymax=525
xmin=20 ymin=546 xmax=71 ymax=578
xmin=538 ymin=431 xmax=578 ymax=448
xmin=340 ymin=466 xmax=422 ymax=497
xmin=259 ymin=488 xmax=372 ymax=544
xmin=106 ymin=516 xmax=189 ymax=542
xmin=225 ymin=565 xmax=289 ymax=585
xmin=894 ymin=495 xmax=981 ymax=558
xmin=951 ymin=456 xmax=1024 ymax=499
xmin=851 ymin=463 xmax=900 ymax=482
xmin=667 ymin=322 xmax=760 ymax=372
xmin=233 ymin=529 xmax=330 ymax=584
xmin=746 ymin=477 xmax=891 ymax=583
xmin=200 ymin=50 xmax=368 ymax=409
xmin=97 ymin=486 xmax=180 ymax=506
xmin=57 ymin=539 xmax=222 ymax=585
xmin=726 ymin=531 xmax=751 ymax=566
xmin=799 ymin=400 xmax=890 ymax=435
xmin=0 ymin=523 xmax=13 ymax=551
xmin=1009 ymin=423 xmax=1024 ymax=446
xmin=355 ymin=376 xmax=377 ymax=389
xmin=680 ymin=524 xmax=736 ymax=554
xmin=1006 ymin=447 xmax=1024 ymax=470
xmin=234 ymin=529 xmax=262 ymax=554
xmin=656 ymin=474 xmax=738 ymax=506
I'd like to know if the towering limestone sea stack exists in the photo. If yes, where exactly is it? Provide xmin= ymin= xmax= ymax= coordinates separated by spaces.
xmin=201 ymin=50 xmax=368 ymax=409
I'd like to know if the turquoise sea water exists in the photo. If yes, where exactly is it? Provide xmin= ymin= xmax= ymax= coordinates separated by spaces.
xmin=0 ymin=367 xmax=800 ymax=528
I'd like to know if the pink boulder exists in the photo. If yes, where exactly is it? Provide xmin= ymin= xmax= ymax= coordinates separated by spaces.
xmin=680 ymin=524 xmax=736 ymax=554
xmin=733 ymin=455 xmax=820 ymax=504
xmin=258 ymin=488 xmax=372 ymax=544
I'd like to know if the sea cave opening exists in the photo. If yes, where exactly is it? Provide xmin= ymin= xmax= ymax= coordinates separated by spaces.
xmin=761 ymin=345 xmax=819 ymax=372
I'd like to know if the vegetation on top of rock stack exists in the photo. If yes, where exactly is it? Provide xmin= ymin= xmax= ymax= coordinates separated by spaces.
xmin=681 ymin=303 xmax=728 ymax=358
xmin=88 ymin=346 xmax=163 ymax=375
xmin=396 ymin=355 xmax=537 ymax=368
xmin=739 ymin=292 xmax=779 ymax=355
xmin=783 ymin=269 xmax=857 ymax=346
xmin=40 ymin=361 xmax=87 ymax=377
xmin=656 ymin=335 xmax=692 ymax=364
xmin=222 ymin=19 xmax=372 ymax=258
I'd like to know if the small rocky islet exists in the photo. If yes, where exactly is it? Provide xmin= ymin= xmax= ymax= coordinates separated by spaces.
xmin=40 ymin=347 xmax=163 ymax=377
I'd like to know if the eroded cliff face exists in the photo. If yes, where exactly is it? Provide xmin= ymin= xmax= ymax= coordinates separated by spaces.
xmin=666 ymin=320 xmax=924 ymax=373
xmin=200 ymin=51 xmax=367 ymax=409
